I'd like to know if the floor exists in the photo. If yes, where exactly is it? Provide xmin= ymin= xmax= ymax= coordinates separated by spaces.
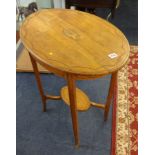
xmin=17 ymin=74 xmax=112 ymax=155
xmin=16 ymin=1 xmax=138 ymax=155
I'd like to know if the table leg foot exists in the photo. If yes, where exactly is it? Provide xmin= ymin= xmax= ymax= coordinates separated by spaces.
xmin=75 ymin=143 xmax=80 ymax=148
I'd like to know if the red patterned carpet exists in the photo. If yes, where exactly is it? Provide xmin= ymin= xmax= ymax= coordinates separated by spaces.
xmin=111 ymin=46 xmax=138 ymax=155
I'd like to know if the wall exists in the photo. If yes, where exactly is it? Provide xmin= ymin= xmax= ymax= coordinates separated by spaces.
xmin=53 ymin=0 xmax=65 ymax=8
xmin=17 ymin=0 xmax=36 ymax=7
xmin=17 ymin=0 xmax=66 ymax=9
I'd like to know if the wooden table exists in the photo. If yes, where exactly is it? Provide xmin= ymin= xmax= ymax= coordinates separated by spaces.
xmin=20 ymin=9 xmax=130 ymax=147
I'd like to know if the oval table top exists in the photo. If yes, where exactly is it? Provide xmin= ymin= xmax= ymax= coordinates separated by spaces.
xmin=20 ymin=9 xmax=130 ymax=77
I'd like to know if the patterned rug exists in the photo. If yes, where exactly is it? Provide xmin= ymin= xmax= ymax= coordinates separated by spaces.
xmin=111 ymin=46 xmax=138 ymax=155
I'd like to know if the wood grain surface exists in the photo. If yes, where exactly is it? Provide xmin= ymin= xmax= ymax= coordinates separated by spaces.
xmin=20 ymin=9 xmax=130 ymax=77
xmin=20 ymin=9 xmax=130 ymax=146
xmin=61 ymin=86 xmax=91 ymax=111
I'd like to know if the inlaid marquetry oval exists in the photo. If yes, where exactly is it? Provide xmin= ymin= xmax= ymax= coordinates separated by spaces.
xmin=63 ymin=28 xmax=80 ymax=40
xmin=20 ymin=9 xmax=130 ymax=76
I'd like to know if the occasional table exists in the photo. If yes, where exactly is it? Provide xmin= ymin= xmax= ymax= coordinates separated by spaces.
xmin=20 ymin=9 xmax=130 ymax=147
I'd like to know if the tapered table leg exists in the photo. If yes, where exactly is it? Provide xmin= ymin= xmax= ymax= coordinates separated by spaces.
xmin=29 ymin=53 xmax=46 ymax=112
xmin=104 ymin=72 xmax=117 ymax=121
xmin=67 ymin=74 xmax=79 ymax=147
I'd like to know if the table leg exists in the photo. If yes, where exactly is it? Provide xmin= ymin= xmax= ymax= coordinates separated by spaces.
xmin=67 ymin=74 xmax=79 ymax=147
xmin=104 ymin=72 xmax=117 ymax=121
xmin=29 ymin=53 xmax=46 ymax=112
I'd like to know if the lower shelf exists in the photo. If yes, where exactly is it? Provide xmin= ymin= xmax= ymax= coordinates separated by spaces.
xmin=61 ymin=86 xmax=91 ymax=111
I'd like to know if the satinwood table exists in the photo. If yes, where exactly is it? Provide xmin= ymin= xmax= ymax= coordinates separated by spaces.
xmin=20 ymin=9 xmax=130 ymax=147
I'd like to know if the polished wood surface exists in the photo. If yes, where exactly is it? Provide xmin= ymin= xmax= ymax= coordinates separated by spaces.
xmin=20 ymin=9 xmax=129 ymax=147
xmin=61 ymin=86 xmax=90 ymax=111
xmin=67 ymin=74 xmax=79 ymax=147
xmin=16 ymin=31 xmax=20 ymax=43
xmin=29 ymin=53 xmax=61 ymax=112
xmin=20 ymin=9 xmax=130 ymax=78
xmin=29 ymin=53 xmax=47 ymax=112
xmin=104 ymin=72 xmax=117 ymax=121
xmin=90 ymin=102 xmax=105 ymax=109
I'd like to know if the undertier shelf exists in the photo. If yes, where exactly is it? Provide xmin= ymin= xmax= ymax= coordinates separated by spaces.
xmin=61 ymin=86 xmax=91 ymax=111
xmin=61 ymin=86 xmax=106 ymax=111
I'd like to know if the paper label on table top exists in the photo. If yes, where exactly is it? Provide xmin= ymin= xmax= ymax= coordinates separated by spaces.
xmin=108 ymin=53 xmax=118 ymax=59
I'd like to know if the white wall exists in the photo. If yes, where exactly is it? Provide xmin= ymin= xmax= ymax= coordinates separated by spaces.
xmin=18 ymin=0 xmax=36 ymax=7
xmin=18 ymin=0 xmax=66 ymax=9
xmin=53 ymin=0 xmax=65 ymax=8
xmin=36 ymin=0 xmax=54 ymax=9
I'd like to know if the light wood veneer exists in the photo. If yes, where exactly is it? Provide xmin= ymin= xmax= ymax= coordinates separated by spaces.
xmin=20 ymin=9 xmax=130 ymax=147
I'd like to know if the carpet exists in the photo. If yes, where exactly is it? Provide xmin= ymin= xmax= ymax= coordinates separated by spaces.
xmin=16 ymin=71 xmax=112 ymax=155
xmin=16 ymin=46 xmax=138 ymax=155
xmin=111 ymin=46 xmax=138 ymax=155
